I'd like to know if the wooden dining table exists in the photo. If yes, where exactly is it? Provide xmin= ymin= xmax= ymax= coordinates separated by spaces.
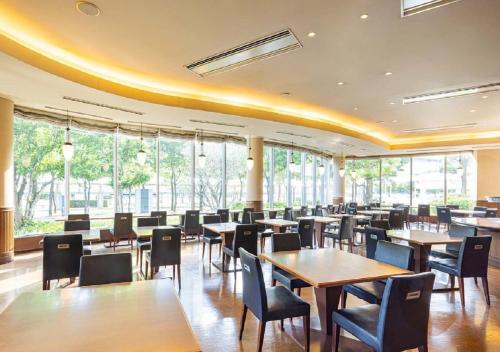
xmin=357 ymin=210 xmax=390 ymax=217
xmin=260 ymin=248 xmax=410 ymax=351
xmin=254 ymin=218 xmax=298 ymax=233
xmin=0 ymin=280 xmax=201 ymax=352
xmin=450 ymin=209 xmax=486 ymax=217
xmin=387 ymin=229 xmax=463 ymax=273
xmin=297 ymin=216 xmax=338 ymax=248
xmin=201 ymin=222 xmax=239 ymax=272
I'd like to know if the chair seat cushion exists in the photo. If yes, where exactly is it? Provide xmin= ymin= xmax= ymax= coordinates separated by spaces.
xmin=332 ymin=304 xmax=380 ymax=350
xmin=343 ymin=281 xmax=386 ymax=304
xmin=83 ymin=245 xmax=92 ymax=256
xmin=137 ymin=237 xmax=150 ymax=243
xmin=258 ymin=229 xmax=273 ymax=238
xmin=430 ymin=249 xmax=458 ymax=259
xmin=137 ymin=241 xmax=151 ymax=251
xmin=272 ymin=268 xmax=311 ymax=290
xmin=265 ymin=286 xmax=310 ymax=321
xmin=322 ymin=231 xmax=340 ymax=239
xmin=202 ymin=235 xmax=222 ymax=244
xmin=429 ymin=257 xmax=459 ymax=276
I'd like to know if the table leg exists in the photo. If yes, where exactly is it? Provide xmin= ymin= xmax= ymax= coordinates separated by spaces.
xmin=412 ymin=244 xmax=431 ymax=273
xmin=314 ymin=286 xmax=343 ymax=352
xmin=314 ymin=222 xmax=325 ymax=248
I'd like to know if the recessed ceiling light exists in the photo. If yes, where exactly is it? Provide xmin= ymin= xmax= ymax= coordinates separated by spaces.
xmin=389 ymin=102 xmax=396 ymax=105
xmin=469 ymin=109 xmax=476 ymax=113
xmin=384 ymin=72 xmax=393 ymax=76
xmin=482 ymin=95 xmax=488 ymax=99
xmin=307 ymin=32 xmax=316 ymax=38
xmin=353 ymin=107 xmax=359 ymax=110
xmin=76 ymin=1 xmax=100 ymax=16
xmin=376 ymin=120 xmax=385 ymax=124
xmin=280 ymin=92 xmax=291 ymax=96
xmin=337 ymin=82 xmax=345 ymax=86
xmin=360 ymin=14 xmax=369 ymax=19
xmin=392 ymin=119 xmax=398 ymax=123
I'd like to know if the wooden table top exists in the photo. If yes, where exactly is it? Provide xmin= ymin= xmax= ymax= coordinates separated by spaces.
xmin=297 ymin=216 xmax=337 ymax=224
xmin=452 ymin=217 xmax=500 ymax=231
xmin=259 ymin=248 xmax=411 ymax=288
xmin=328 ymin=214 xmax=371 ymax=220
xmin=0 ymin=280 xmax=201 ymax=352
xmin=357 ymin=210 xmax=390 ymax=216
xmin=134 ymin=225 xmax=176 ymax=237
xmin=45 ymin=229 xmax=102 ymax=242
xmin=254 ymin=219 xmax=298 ymax=227
xmin=387 ymin=229 xmax=464 ymax=245
xmin=202 ymin=222 xmax=238 ymax=234
xmin=450 ymin=209 xmax=486 ymax=216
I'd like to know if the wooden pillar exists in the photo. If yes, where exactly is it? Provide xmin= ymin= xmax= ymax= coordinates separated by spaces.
xmin=246 ymin=137 xmax=264 ymax=211
xmin=0 ymin=97 xmax=14 ymax=264
xmin=331 ymin=157 xmax=344 ymax=204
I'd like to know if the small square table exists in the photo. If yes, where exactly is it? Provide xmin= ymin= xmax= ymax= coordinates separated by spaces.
xmin=201 ymin=222 xmax=239 ymax=272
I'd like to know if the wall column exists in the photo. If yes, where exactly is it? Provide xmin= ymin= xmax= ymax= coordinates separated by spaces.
xmin=246 ymin=137 xmax=264 ymax=211
xmin=331 ymin=157 xmax=345 ymax=204
xmin=0 ymin=97 xmax=14 ymax=264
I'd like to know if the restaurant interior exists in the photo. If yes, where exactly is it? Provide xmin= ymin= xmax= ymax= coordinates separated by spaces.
xmin=0 ymin=1 xmax=499 ymax=351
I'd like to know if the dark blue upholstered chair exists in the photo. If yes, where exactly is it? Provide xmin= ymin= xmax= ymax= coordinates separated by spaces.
xmin=222 ymin=224 xmax=258 ymax=280
xmin=364 ymin=226 xmax=389 ymax=260
xmin=150 ymin=211 xmax=167 ymax=225
xmin=64 ymin=220 xmax=92 ymax=255
xmin=241 ymin=207 xmax=254 ymax=224
xmin=297 ymin=218 xmax=315 ymax=248
xmin=322 ymin=216 xmax=354 ymax=251
xmin=252 ymin=212 xmax=273 ymax=253
xmin=79 ymin=253 xmax=132 ymax=287
xmin=271 ymin=233 xmax=311 ymax=296
xmin=43 ymin=234 xmax=84 ymax=290
xmin=333 ymin=272 xmax=435 ymax=352
xmin=216 ymin=208 xmax=230 ymax=223
xmin=429 ymin=236 xmax=492 ymax=306
xmin=436 ymin=206 xmax=452 ymax=232
xmin=342 ymin=241 xmax=414 ymax=308
xmin=238 ymin=248 xmax=310 ymax=352
xmin=145 ymin=228 xmax=182 ymax=288
xmin=201 ymin=215 xmax=222 ymax=265
xmin=430 ymin=224 xmax=476 ymax=259
xmin=135 ymin=216 xmax=159 ymax=273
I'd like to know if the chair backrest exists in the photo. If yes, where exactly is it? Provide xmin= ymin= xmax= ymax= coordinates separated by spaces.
xmin=68 ymin=214 xmax=89 ymax=221
xmin=43 ymin=234 xmax=83 ymax=281
xmin=300 ymin=205 xmax=308 ymax=216
xmin=436 ymin=206 xmax=451 ymax=224
xmin=242 ymin=208 xmax=254 ymax=224
xmin=203 ymin=215 xmax=221 ymax=236
xmin=473 ymin=206 xmax=487 ymax=212
xmin=417 ymin=204 xmax=430 ymax=217
xmin=399 ymin=205 xmax=410 ymax=221
xmin=150 ymin=228 xmax=182 ymax=267
xmin=137 ymin=217 xmax=159 ymax=227
xmin=233 ymin=224 xmax=258 ymax=257
xmin=486 ymin=209 xmax=497 ymax=218
xmin=392 ymin=203 xmax=404 ymax=208
xmin=327 ymin=204 xmax=334 ymax=214
xmin=79 ymin=253 xmax=133 ymax=286
xmin=268 ymin=210 xmax=277 ymax=219
xmin=369 ymin=219 xmax=390 ymax=230
xmin=64 ymin=220 xmax=90 ymax=232
xmin=388 ymin=209 xmax=404 ymax=229
xmin=370 ymin=202 xmax=381 ymax=208
xmin=298 ymin=218 xmax=315 ymax=248
xmin=346 ymin=207 xmax=357 ymax=215
xmin=283 ymin=207 xmax=293 ymax=221
xmin=292 ymin=209 xmax=302 ymax=221
xmin=457 ymin=236 xmax=492 ymax=277
xmin=216 ymin=208 xmax=230 ymax=222
xmin=251 ymin=212 xmax=266 ymax=231
xmin=232 ymin=211 xmax=240 ymax=222
xmin=339 ymin=216 xmax=354 ymax=240
xmin=377 ymin=272 xmax=435 ymax=351
xmin=113 ymin=213 xmax=133 ymax=238
xmin=151 ymin=211 xmax=167 ymax=226
xmin=184 ymin=210 xmax=200 ymax=230
xmin=271 ymin=232 xmax=301 ymax=252
xmin=375 ymin=241 xmax=414 ymax=270
xmin=364 ymin=226 xmax=388 ymax=259
xmin=348 ymin=202 xmax=357 ymax=208
xmin=239 ymin=248 xmax=267 ymax=320
xmin=446 ymin=224 xmax=477 ymax=253
xmin=314 ymin=205 xmax=323 ymax=216
xmin=445 ymin=204 xmax=459 ymax=210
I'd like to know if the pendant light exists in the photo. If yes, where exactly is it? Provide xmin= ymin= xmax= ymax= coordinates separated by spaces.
xmin=246 ymin=137 xmax=254 ymax=170
xmin=338 ymin=153 xmax=345 ymax=178
xmin=198 ymin=130 xmax=207 ymax=168
xmin=318 ymin=151 xmax=325 ymax=176
xmin=62 ymin=110 xmax=74 ymax=161
xmin=289 ymin=142 xmax=298 ymax=173
xmin=137 ymin=123 xmax=146 ymax=165
xmin=457 ymin=155 xmax=464 ymax=176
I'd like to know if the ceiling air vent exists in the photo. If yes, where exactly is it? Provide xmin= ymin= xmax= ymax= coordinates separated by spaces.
xmin=189 ymin=119 xmax=245 ymax=128
xmin=127 ymin=121 xmax=182 ymax=129
xmin=275 ymin=131 xmax=312 ymax=139
xmin=402 ymin=0 xmax=462 ymax=17
xmin=45 ymin=106 xmax=114 ymax=120
xmin=403 ymin=83 xmax=500 ymax=104
xmin=185 ymin=29 xmax=302 ymax=77
xmin=62 ymin=96 xmax=144 ymax=115
xmin=402 ymin=123 xmax=477 ymax=133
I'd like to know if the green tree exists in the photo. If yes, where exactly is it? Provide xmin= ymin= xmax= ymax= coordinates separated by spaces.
xmin=160 ymin=140 xmax=190 ymax=211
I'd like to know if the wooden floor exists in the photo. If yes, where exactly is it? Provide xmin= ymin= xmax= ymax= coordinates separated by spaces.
xmin=1 ymin=233 xmax=499 ymax=351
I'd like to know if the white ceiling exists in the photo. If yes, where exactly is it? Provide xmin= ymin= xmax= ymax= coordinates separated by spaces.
xmin=1 ymin=0 xmax=500 ymax=153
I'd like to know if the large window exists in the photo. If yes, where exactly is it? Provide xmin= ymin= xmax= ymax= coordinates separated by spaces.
xmin=290 ymin=151 xmax=302 ymax=206
xmin=226 ymin=142 xmax=247 ymax=209
xmin=118 ymin=133 xmax=157 ymax=214
xmin=195 ymin=141 xmax=224 ymax=211
xmin=263 ymin=146 xmax=272 ymax=208
xmin=412 ymin=155 xmax=445 ymax=211
xmin=159 ymin=138 xmax=192 ymax=212
xmin=273 ymin=148 xmax=288 ymax=208
xmin=304 ymin=153 xmax=314 ymax=206
xmin=381 ymin=157 xmax=411 ymax=206
xmin=69 ymin=129 xmax=114 ymax=217
xmin=446 ymin=153 xmax=476 ymax=209
xmin=347 ymin=159 xmax=381 ymax=204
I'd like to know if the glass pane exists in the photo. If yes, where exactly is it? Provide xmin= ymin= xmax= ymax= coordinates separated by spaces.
xmin=305 ymin=154 xmax=314 ymax=205
xmin=226 ymin=142 xmax=247 ymax=209
xmin=263 ymin=146 xmax=271 ymax=208
xmin=69 ymin=129 xmax=114 ymax=217
xmin=290 ymin=151 xmax=302 ymax=206
xmin=345 ymin=160 xmax=354 ymax=203
xmin=412 ymin=155 xmax=445 ymax=213
xmin=348 ymin=159 xmax=381 ymax=205
xmin=195 ymin=141 xmax=223 ymax=211
xmin=14 ymin=117 xmax=65 ymax=236
xmin=273 ymin=148 xmax=288 ymax=208
xmin=381 ymin=157 xmax=411 ymax=206
xmin=159 ymin=138 xmax=192 ymax=213
xmin=446 ymin=153 xmax=476 ymax=209
xmin=118 ymin=134 xmax=157 ymax=214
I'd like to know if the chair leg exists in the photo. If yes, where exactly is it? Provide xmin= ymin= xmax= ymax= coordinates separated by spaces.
xmin=219 ymin=243 xmax=222 ymax=257
xmin=339 ymin=239 xmax=343 ymax=250
xmin=136 ymin=246 xmax=139 ymax=265
xmin=334 ymin=322 xmax=341 ymax=352
xmin=458 ymin=276 xmax=465 ymax=307
xmin=151 ymin=265 xmax=155 ymax=280
xmin=145 ymin=261 xmax=149 ymax=280
xmin=257 ymin=321 xmax=266 ymax=352
xmin=341 ymin=290 xmax=347 ymax=308
xmin=481 ymin=277 xmax=490 ymax=305
xmin=473 ymin=277 xmax=478 ymax=286
xmin=303 ymin=315 xmax=310 ymax=352
xmin=177 ymin=265 xmax=181 ymax=290
xmin=348 ymin=239 xmax=353 ymax=253
xmin=272 ymin=279 xmax=276 ymax=287
xmin=239 ymin=305 xmax=248 ymax=340
xmin=418 ymin=345 xmax=428 ymax=352
xmin=173 ymin=265 xmax=176 ymax=280
xmin=202 ymin=242 xmax=205 ymax=259
xmin=280 ymin=319 xmax=284 ymax=331
xmin=297 ymin=288 xmax=301 ymax=296
xmin=449 ymin=274 xmax=455 ymax=289
xmin=233 ymin=257 xmax=237 ymax=281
